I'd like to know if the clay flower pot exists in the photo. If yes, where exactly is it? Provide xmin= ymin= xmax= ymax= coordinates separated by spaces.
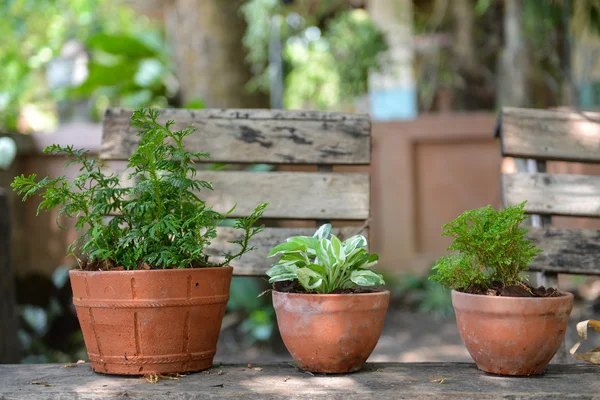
xmin=452 ymin=290 xmax=573 ymax=376
xmin=69 ymin=267 xmax=232 ymax=375
xmin=272 ymin=289 xmax=390 ymax=374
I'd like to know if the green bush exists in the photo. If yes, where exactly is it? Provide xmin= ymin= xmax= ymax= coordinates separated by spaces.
xmin=429 ymin=202 xmax=542 ymax=291
xmin=12 ymin=109 xmax=267 ymax=270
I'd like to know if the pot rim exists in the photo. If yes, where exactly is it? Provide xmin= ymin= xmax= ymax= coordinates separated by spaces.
xmin=272 ymin=288 xmax=390 ymax=298
xmin=451 ymin=289 xmax=573 ymax=301
xmin=69 ymin=265 xmax=233 ymax=275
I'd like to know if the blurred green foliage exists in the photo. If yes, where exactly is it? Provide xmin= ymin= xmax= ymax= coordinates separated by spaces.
xmin=383 ymin=271 xmax=453 ymax=316
xmin=241 ymin=0 xmax=388 ymax=110
xmin=0 ymin=0 xmax=175 ymax=132
xmin=228 ymin=277 xmax=274 ymax=344
xmin=18 ymin=267 xmax=87 ymax=363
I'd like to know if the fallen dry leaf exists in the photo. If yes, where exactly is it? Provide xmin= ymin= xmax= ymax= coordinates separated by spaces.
xmin=375 ymin=368 xmax=385 ymax=372
xmin=570 ymin=320 xmax=600 ymax=364
xmin=62 ymin=363 xmax=78 ymax=368
xmin=430 ymin=378 xmax=446 ymax=384
xmin=31 ymin=381 xmax=53 ymax=387
xmin=253 ymin=367 xmax=263 ymax=372
xmin=143 ymin=373 xmax=181 ymax=384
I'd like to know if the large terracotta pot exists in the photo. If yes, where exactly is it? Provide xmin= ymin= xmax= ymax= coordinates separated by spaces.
xmin=69 ymin=267 xmax=232 ymax=375
xmin=272 ymin=289 xmax=390 ymax=374
xmin=452 ymin=290 xmax=573 ymax=376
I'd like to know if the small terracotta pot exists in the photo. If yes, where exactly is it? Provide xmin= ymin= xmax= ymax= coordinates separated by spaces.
xmin=452 ymin=290 xmax=573 ymax=376
xmin=70 ymin=267 xmax=232 ymax=375
xmin=272 ymin=289 xmax=390 ymax=374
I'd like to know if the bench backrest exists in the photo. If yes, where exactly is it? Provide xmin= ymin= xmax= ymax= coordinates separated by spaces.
xmin=499 ymin=107 xmax=600 ymax=277
xmin=100 ymin=108 xmax=371 ymax=276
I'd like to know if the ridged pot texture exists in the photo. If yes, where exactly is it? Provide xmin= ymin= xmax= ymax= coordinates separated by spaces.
xmin=70 ymin=267 xmax=232 ymax=375
xmin=272 ymin=290 xmax=390 ymax=374
xmin=452 ymin=289 xmax=573 ymax=376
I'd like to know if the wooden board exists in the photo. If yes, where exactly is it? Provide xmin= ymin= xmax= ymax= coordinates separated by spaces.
xmin=502 ymin=173 xmax=600 ymax=218
xmin=527 ymin=227 xmax=600 ymax=275
xmin=2 ymin=363 xmax=599 ymax=399
xmin=210 ymin=227 xmax=368 ymax=276
xmin=501 ymin=107 xmax=600 ymax=163
xmin=116 ymin=171 xmax=369 ymax=220
xmin=101 ymin=108 xmax=371 ymax=164
xmin=0 ymin=189 xmax=20 ymax=363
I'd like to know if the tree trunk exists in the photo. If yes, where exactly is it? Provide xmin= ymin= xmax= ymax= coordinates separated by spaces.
xmin=452 ymin=0 xmax=476 ymax=74
xmin=0 ymin=188 xmax=20 ymax=363
xmin=164 ymin=0 xmax=268 ymax=108
xmin=499 ymin=0 xmax=529 ymax=107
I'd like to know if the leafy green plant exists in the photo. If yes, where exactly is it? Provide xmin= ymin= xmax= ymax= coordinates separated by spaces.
xmin=266 ymin=224 xmax=384 ymax=294
xmin=12 ymin=108 xmax=267 ymax=270
xmin=1 ymin=0 xmax=174 ymax=132
xmin=429 ymin=202 xmax=542 ymax=291
xmin=241 ymin=1 xmax=388 ymax=110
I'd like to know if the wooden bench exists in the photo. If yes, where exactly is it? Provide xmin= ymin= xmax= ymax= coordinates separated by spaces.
xmin=101 ymin=108 xmax=372 ymax=275
xmin=4 ymin=107 xmax=600 ymax=398
xmin=498 ymin=107 xmax=600 ymax=362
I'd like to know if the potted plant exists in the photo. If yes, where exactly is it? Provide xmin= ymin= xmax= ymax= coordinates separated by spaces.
xmin=12 ymin=109 xmax=267 ymax=375
xmin=429 ymin=202 xmax=573 ymax=376
xmin=266 ymin=223 xmax=389 ymax=374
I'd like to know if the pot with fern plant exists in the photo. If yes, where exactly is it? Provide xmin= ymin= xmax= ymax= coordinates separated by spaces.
xmin=12 ymin=109 xmax=267 ymax=375
xmin=266 ymin=224 xmax=389 ymax=374
xmin=430 ymin=202 xmax=573 ymax=376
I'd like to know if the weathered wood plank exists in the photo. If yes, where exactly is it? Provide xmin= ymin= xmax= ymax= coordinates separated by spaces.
xmin=0 ymin=189 xmax=20 ymax=363
xmin=117 ymin=171 xmax=369 ymax=220
xmin=101 ymin=108 xmax=371 ymax=164
xmin=527 ymin=227 xmax=600 ymax=275
xmin=211 ymin=227 xmax=367 ymax=276
xmin=502 ymin=173 xmax=600 ymax=218
xmin=1 ymin=363 xmax=599 ymax=399
xmin=501 ymin=107 xmax=600 ymax=163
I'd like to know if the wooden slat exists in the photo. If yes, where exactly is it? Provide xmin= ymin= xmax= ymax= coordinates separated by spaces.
xmin=3 ymin=363 xmax=600 ymax=399
xmin=502 ymin=173 xmax=600 ymax=218
xmin=527 ymin=227 xmax=600 ymax=275
xmin=117 ymin=171 xmax=369 ymax=220
xmin=209 ymin=227 xmax=367 ymax=276
xmin=0 ymin=189 xmax=20 ymax=363
xmin=101 ymin=108 xmax=371 ymax=164
xmin=501 ymin=107 xmax=600 ymax=163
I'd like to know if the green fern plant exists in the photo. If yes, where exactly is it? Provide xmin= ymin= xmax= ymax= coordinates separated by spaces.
xmin=429 ymin=202 xmax=542 ymax=291
xmin=12 ymin=108 xmax=267 ymax=270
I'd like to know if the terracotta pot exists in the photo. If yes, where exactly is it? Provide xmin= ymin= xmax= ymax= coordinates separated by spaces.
xmin=452 ymin=290 xmax=573 ymax=376
xmin=69 ymin=267 xmax=232 ymax=375
xmin=272 ymin=289 xmax=390 ymax=373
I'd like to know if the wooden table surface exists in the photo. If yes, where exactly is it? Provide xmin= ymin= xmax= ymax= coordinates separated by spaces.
xmin=1 ymin=362 xmax=599 ymax=399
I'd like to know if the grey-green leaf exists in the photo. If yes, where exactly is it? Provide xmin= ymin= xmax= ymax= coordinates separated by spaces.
xmin=350 ymin=269 xmax=385 ymax=286
xmin=313 ymin=223 xmax=332 ymax=240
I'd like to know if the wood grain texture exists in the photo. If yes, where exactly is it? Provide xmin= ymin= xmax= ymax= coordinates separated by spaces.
xmin=501 ymin=107 xmax=600 ymax=163
xmin=210 ymin=227 xmax=367 ymax=276
xmin=101 ymin=108 xmax=371 ymax=164
xmin=0 ymin=189 xmax=20 ymax=363
xmin=527 ymin=227 xmax=600 ymax=275
xmin=117 ymin=171 xmax=369 ymax=220
xmin=1 ymin=363 xmax=599 ymax=399
xmin=502 ymin=173 xmax=600 ymax=218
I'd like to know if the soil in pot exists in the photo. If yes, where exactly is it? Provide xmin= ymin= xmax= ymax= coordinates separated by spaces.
xmin=272 ymin=282 xmax=389 ymax=374
xmin=70 ymin=267 xmax=232 ymax=375
xmin=452 ymin=289 xmax=573 ymax=376
xmin=462 ymin=281 xmax=562 ymax=298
